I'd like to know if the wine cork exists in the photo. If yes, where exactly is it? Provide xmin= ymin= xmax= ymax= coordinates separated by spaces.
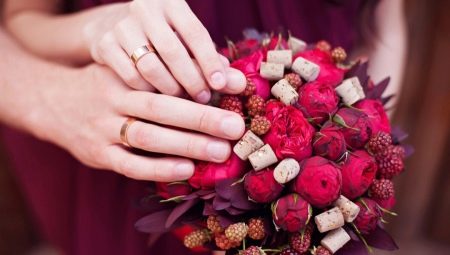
xmin=273 ymin=158 xmax=300 ymax=184
xmin=248 ymin=144 xmax=278 ymax=171
xmin=233 ymin=130 xmax=265 ymax=160
xmin=267 ymin=50 xmax=293 ymax=68
xmin=333 ymin=195 xmax=360 ymax=223
xmin=314 ymin=207 xmax=345 ymax=233
xmin=271 ymin=79 xmax=299 ymax=105
xmin=320 ymin=227 xmax=351 ymax=254
xmin=335 ymin=77 xmax=365 ymax=105
xmin=288 ymin=37 xmax=307 ymax=54
xmin=292 ymin=57 xmax=320 ymax=82
xmin=260 ymin=62 xmax=285 ymax=80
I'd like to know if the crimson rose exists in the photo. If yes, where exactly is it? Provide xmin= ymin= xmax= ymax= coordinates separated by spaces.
xmin=188 ymin=153 xmax=247 ymax=190
xmin=298 ymin=81 xmax=339 ymax=124
xmin=334 ymin=107 xmax=373 ymax=149
xmin=354 ymin=198 xmax=382 ymax=234
xmin=313 ymin=124 xmax=347 ymax=161
xmin=341 ymin=150 xmax=378 ymax=199
xmin=293 ymin=156 xmax=342 ymax=208
xmin=355 ymin=99 xmax=391 ymax=134
xmin=264 ymin=101 xmax=315 ymax=161
xmin=273 ymin=193 xmax=312 ymax=232
xmin=244 ymin=168 xmax=283 ymax=203
xmin=156 ymin=182 xmax=192 ymax=200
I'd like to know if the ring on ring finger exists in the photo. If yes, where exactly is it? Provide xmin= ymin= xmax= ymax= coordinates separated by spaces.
xmin=130 ymin=45 xmax=156 ymax=65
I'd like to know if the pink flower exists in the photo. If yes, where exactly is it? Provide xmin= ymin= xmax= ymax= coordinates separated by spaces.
xmin=298 ymin=81 xmax=339 ymax=124
xmin=355 ymin=99 xmax=391 ymax=134
xmin=273 ymin=193 xmax=312 ymax=232
xmin=264 ymin=101 xmax=315 ymax=161
xmin=244 ymin=168 xmax=283 ymax=203
xmin=341 ymin=150 xmax=378 ymax=199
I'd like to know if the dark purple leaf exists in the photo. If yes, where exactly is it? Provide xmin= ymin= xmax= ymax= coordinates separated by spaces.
xmin=225 ymin=207 xmax=246 ymax=215
xmin=346 ymin=62 xmax=369 ymax=89
xmin=381 ymin=95 xmax=395 ymax=105
xmin=213 ymin=196 xmax=231 ymax=210
xmin=201 ymin=192 xmax=216 ymax=200
xmin=182 ymin=192 xmax=199 ymax=201
xmin=165 ymin=198 xmax=199 ymax=228
xmin=402 ymin=144 xmax=415 ymax=158
xmin=218 ymin=215 xmax=235 ymax=228
xmin=196 ymin=189 xmax=214 ymax=196
xmin=215 ymin=179 xmax=237 ymax=200
xmin=335 ymin=240 xmax=369 ymax=255
xmin=344 ymin=226 xmax=360 ymax=241
xmin=135 ymin=210 xmax=173 ymax=233
xmin=203 ymin=202 xmax=216 ymax=216
xmin=391 ymin=126 xmax=409 ymax=143
xmin=363 ymin=226 xmax=399 ymax=251
xmin=367 ymin=77 xmax=390 ymax=99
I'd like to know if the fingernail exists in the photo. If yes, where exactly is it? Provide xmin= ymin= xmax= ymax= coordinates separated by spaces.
xmin=175 ymin=163 xmax=194 ymax=179
xmin=226 ymin=69 xmax=246 ymax=91
xmin=196 ymin=90 xmax=211 ymax=104
xmin=211 ymin=72 xmax=226 ymax=89
xmin=221 ymin=116 xmax=244 ymax=138
xmin=207 ymin=141 xmax=230 ymax=161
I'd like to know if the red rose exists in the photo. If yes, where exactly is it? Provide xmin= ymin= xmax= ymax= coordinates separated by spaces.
xmin=355 ymin=99 xmax=391 ymax=134
xmin=292 ymin=156 xmax=342 ymax=208
xmin=313 ymin=124 xmax=347 ymax=161
xmin=231 ymin=50 xmax=270 ymax=99
xmin=188 ymin=153 xmax=247 ymax=190
xmin=264 ymin=101 xmax=315 ymax=161
xmin=341 ymin=150 xmax=378 ymax=199
xmin=244 ymin=168 xmax=283 ymax=203
xmin=334 ymin=107 xmax=373 ymax=149
xmin=294 ymin=49 xmax=345 ymax=87
xmin=273 ymin=193 xmax=312 ymax=232
xmin=354 ymin=198 xmax=382 ymax=234
xmin=156 ymin=182 xmax=192 ymax=200
xmin=298 ymin=81 xmax=339 ymax=124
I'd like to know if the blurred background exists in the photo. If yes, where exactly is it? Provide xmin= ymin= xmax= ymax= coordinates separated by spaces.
xmin=0 ymin=0 xmax=449 ymax=254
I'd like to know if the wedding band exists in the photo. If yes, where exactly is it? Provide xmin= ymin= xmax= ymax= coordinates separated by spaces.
xmin=130 ymin=45 xmax=155 ymax=65
xmin=120 ymin=117 xmax=136 ymax=147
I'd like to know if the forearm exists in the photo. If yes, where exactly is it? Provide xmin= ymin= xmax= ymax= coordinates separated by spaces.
xmin=3 ymin=3 xmax=125 ymax=65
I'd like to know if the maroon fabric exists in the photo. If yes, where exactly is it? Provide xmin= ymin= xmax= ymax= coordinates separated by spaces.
xmin=1 ymin=0 xmax=369 ymax=254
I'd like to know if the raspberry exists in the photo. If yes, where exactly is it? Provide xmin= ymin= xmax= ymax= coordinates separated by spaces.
xmin=220 ymin=96 xmax=243 ymax=116
xmin=247 ymin=218 xmax=265 ymax=240
xmin=391 ymin=145 xmax=406 ymax=159
xmin=183 ymin=229 xmax=211 ymax=248
xmin=241 ymin=78 xmax=256 ymax=97
xmin=279 ymin=248 xmax=300 ymax=255
xmin=367 ymin=132 xmax=392 ymax=154
xmin=370 ymin=179 xmax=395 ymax=199
xmin=316 ymin=40 xmax=331 ymax=52
xmin=215 ymin=233 xmax=240 ymax=250
xmin=313 ymin=246 xmax=332 ymax=255
xmin=241 ymin=246 xmax=265 ymax=255
xmin=331 ymin=47 xmax=347 ymax=63
xmin=284 ymin=73 xmax=302 ymax=90
xmin=250 ymin=116 xmax=271 ymax=136
xmin=225 ymin=222 xmax=248 ymax=243
xmin=207 ymin=215 xmax=224 ymax=234
xmin=246 ymin=95 xmax=265 ymax=117
xmin=376 ymin=153 xmax=404 ymax=179
xmin=289 ymin=228 xmax=312 ymax=253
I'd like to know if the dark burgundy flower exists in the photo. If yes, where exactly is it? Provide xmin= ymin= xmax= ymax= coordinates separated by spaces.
xmin=298 ymin=81 xmax=339 ymax=124
xmin=354 ymin=198 xmax=382 ymax=234
xmin=244 ymin=168 xmax=283 ymax=203
xmin=341 ymin=150 xmax=378 ymax=199
xmin=355 ymin=99 xmax=391 ymax=134
xmin=334 ymin=107 xmax=374 ymax=149
xmin=313 ymin=124 xmax=347 ymax=161
xmin=273 ymin=193 xmax=312 ymax=232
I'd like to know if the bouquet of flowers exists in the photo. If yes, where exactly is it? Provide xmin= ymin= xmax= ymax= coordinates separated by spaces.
xmin=135 ymin=30 xmax=411 ymax=255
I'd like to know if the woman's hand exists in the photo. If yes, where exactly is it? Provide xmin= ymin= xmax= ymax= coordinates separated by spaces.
xmin=30 ymin=64 xmax=245 ymax=181
xmin=83 ymin=0 xmax=245 ymax=102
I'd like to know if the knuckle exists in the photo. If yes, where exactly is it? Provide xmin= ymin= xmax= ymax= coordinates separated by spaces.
xmin=184 ymin=137 xmax=198 ymax=156
xmin=122 ymin=71 xmax=142 ymax=87
xmin=133 ymin=126 xmax=158 ymax=149
xmin=197 ymin=108 xmax=211 ymax=132
xmin=116 ymin=157 xmax=134 ymax=178
xmin=158 ymin=42 xmax=180 ymax=60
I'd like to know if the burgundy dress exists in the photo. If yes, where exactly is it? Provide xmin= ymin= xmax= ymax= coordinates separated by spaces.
xmin=1 ymin=0 xmax=370 ymax=254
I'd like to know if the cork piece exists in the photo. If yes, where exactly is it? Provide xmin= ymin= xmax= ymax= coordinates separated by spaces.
xmin=292 ymin=57 xmax=320 ymax=82
xmin=271 ymin=79 xmax=299 ymax=105
xmin=288 ymin=36 xmax=307 ymax=54
xmin=320 ymin=227 xmax=351 ymax=254
xmin=260 ymin=62 xmax=285 ymax=80
xmin=267 ymin=50 xmax=293 ymax=68
xmin=233 ymin=130 xmax=265 ymax=160
xmin=333 ymin=195 xmax=361 ymax=223
xmin=314 ymin=207 xmax=345 ymax=233
xmin=334 ymin=77 xmax=365 ymax=105
xmin=248 ymin=144 xmax=278 ymax=171
xmin=273 ymin=158 xmax=300 ymax=184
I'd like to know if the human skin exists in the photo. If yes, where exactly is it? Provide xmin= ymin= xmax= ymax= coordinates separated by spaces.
xmin=0 ymin=28 xmax=245 ymax=181
xmin=3 ymin=0 xmax=246 ymax=102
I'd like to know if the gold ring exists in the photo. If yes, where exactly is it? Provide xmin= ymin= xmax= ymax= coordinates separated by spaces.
xmin=120 ymin=117 xmax=136 ymax=147
xmin=130 ymin=45 xmax=155 ymax=65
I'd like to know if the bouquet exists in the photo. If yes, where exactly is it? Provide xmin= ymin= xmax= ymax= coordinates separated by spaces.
xmin=135 ymin=30 xmax=412 ymax=255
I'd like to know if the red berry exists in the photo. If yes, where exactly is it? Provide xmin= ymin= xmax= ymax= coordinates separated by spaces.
xmin=331 ymin=47 xmax=347 ymax=63
xmin=289 ymin=228 xmax=312 ymax=254
xmin=284 ymin=73 xmax=302 ymax=90
xmin=215 ymin=233 xmax=240 ymax=250
xmin=247 ymin=218 xmax=266 ymax=240
xmin=376 ymin=153 xmax=404 ymax=179
xmin=313 ymin=246 xmax=332 ymax=255
xmin=370 ymin=179 xmax=395 ymax=199
xmin=279 ymin=248 xmax=300 ymax=255
xmin=316 ymin=40 xmax=331 ymax=52
xmin=207 ymin=215 xmax=224 ymax=234
xmin=367 ymin=132 xmax=392 ymax=154
xmin=246 ymin=95 xmax=266 ymax=117
xmin=220 ymin=96 xmax=243 ymax=116
xmin=250 ymin=116 xmax=271 ymax=136
xmin=241 ymin=78 xmax=256 ymax=96
xmin=241 ymin=246 xmax=265 ymax=255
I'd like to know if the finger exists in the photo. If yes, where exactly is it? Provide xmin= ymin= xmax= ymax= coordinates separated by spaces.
xmin=166 ymin=0 xmax=227 ymax=90
xmin=131 ymin=4 xmax=211 ymax=103
xmin=94 ymin=32 xmax=154 ymax=91
xmin=218 ymin=67 xmax=246 ymax=94
xmin=121 ymin=120 xmax=231 ymax=162
xmin=220 ymin=54 xmax=230 ymax=66
xmin=105 ymin=145 xmax=194 ymax=181
xmin=119 ymin=92 xmax=245 ymax=140
xmin=114 ymin=17 xmax=182 ymax=96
